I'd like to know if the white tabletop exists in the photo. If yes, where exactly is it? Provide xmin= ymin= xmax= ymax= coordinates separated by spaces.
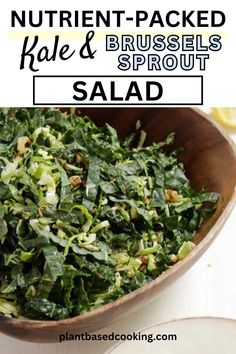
xmin=0 ymin=127 xmax=236 ymax=354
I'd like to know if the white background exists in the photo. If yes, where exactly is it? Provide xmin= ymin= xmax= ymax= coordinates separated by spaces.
xmin=0 ymin=0 xmax=235 ymax=106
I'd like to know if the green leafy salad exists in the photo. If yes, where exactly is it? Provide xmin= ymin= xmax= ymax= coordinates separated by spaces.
xmin=0 ymin=108 xmax=218 ymax=320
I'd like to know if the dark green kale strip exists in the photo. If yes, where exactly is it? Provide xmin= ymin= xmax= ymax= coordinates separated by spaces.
xmin=0 ymin=108 xmax=219 ymax=320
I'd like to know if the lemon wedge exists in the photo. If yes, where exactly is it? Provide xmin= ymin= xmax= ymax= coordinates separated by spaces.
xmin=211 ymin=108 xmax=236 ymax=129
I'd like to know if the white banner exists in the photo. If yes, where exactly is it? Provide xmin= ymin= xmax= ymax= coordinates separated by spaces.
xmin=33 ymin=75 xmax=203 ymax=106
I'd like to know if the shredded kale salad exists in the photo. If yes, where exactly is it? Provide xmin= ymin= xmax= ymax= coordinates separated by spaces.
xmin=0 ymin=108 xmax=218 ymax=320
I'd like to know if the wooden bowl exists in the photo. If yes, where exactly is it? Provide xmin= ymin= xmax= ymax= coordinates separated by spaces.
xmin=0 ymin=108 xmax=236 ymax=342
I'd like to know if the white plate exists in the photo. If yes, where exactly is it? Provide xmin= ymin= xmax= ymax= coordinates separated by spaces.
xmin=106 ymin=317 xmax=236 ymax=354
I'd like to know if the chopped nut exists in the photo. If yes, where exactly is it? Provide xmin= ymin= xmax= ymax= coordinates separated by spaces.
xmin=139 ymin=255 xmax=149 ymax=265
xmin=166 ymin=189 xmax=180 ymax=202
xmin=144 ymin=197 xmax=150 ymax=205
xmin=169 ymin=254 xmax=178 ymax=263
xmin=75 ymin=153 xmax=88 ymax=167
xmin=17 ymin=136 xmax=31 ymax=155
xmin=69 ymin=175 xmax=82 ymax=188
